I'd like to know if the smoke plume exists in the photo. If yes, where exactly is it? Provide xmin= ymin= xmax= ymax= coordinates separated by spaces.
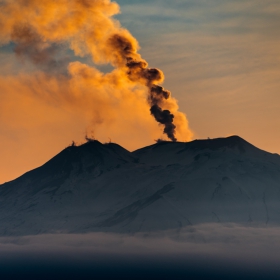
xmin=0 ymin=0 xmax=192 ymax=142
xmin=108 ymin=33 xmax=178 ymax=141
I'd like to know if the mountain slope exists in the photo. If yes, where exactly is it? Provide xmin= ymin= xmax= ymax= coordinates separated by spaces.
xmin=1 ymin=136 xmax=280 ymax=236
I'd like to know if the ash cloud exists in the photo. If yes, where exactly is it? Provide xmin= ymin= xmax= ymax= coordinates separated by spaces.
xmin=11 ymin=24 xmax=68 ymax=73
xmin=0 ymin=0 xmax=192 ymax=142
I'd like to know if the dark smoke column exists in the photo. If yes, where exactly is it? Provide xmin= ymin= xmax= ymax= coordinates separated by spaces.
xmin=109 ymin=34 xmax=177 ymax=142
xmin=150 ymin=86 xmax=176 ymax=142
xmin=128 ymin=62 xmax=177 ymax=142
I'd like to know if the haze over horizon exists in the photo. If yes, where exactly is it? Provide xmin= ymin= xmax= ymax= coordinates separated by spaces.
xmin=0 ymin=0 xmax=280 ymax=184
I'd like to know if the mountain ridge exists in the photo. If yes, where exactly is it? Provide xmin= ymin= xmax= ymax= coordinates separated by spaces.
xmin=1 ymin=135 xmax=280 ymax=236
xmin=5 ymin=135 xmax=277 ymax=185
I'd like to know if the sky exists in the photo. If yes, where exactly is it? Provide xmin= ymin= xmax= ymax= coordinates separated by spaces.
xmin=0 ymin=0 xmax=280 ymax=184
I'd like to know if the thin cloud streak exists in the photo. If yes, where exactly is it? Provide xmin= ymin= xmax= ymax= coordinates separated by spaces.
xmin=1 ymin=224 xmax=280 ymax=264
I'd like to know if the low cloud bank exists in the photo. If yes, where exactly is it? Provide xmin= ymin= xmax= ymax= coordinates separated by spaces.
xmin=1 ymin=224 xmax=280 ymax=279
xmin=1 ymin=224 xmax=280 ymax=262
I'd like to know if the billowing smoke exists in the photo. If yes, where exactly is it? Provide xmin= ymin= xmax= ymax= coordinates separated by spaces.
xmin=0 ymin=0 xmax=192 ymax=142
xmin=127 ymin=60 xmax=177 ymax=141
xmin=108 ymin=34 xmax=177 ymax=140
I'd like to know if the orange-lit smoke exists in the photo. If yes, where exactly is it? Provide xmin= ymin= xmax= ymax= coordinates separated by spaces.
xmin=0 ymin=0 xmax=192 ymax=142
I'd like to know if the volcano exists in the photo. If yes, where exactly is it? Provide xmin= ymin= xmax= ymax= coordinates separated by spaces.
xmin=1 ymin=136 xmax=280 ymax=236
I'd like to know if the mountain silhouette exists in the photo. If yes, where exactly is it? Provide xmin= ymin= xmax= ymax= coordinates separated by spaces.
xmin=1 ymin=136 xmax=280 ymax=236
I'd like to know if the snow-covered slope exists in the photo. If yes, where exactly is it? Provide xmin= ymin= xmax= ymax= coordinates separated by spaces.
xmin=1 ymin=136 xmax=280 ymax=236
